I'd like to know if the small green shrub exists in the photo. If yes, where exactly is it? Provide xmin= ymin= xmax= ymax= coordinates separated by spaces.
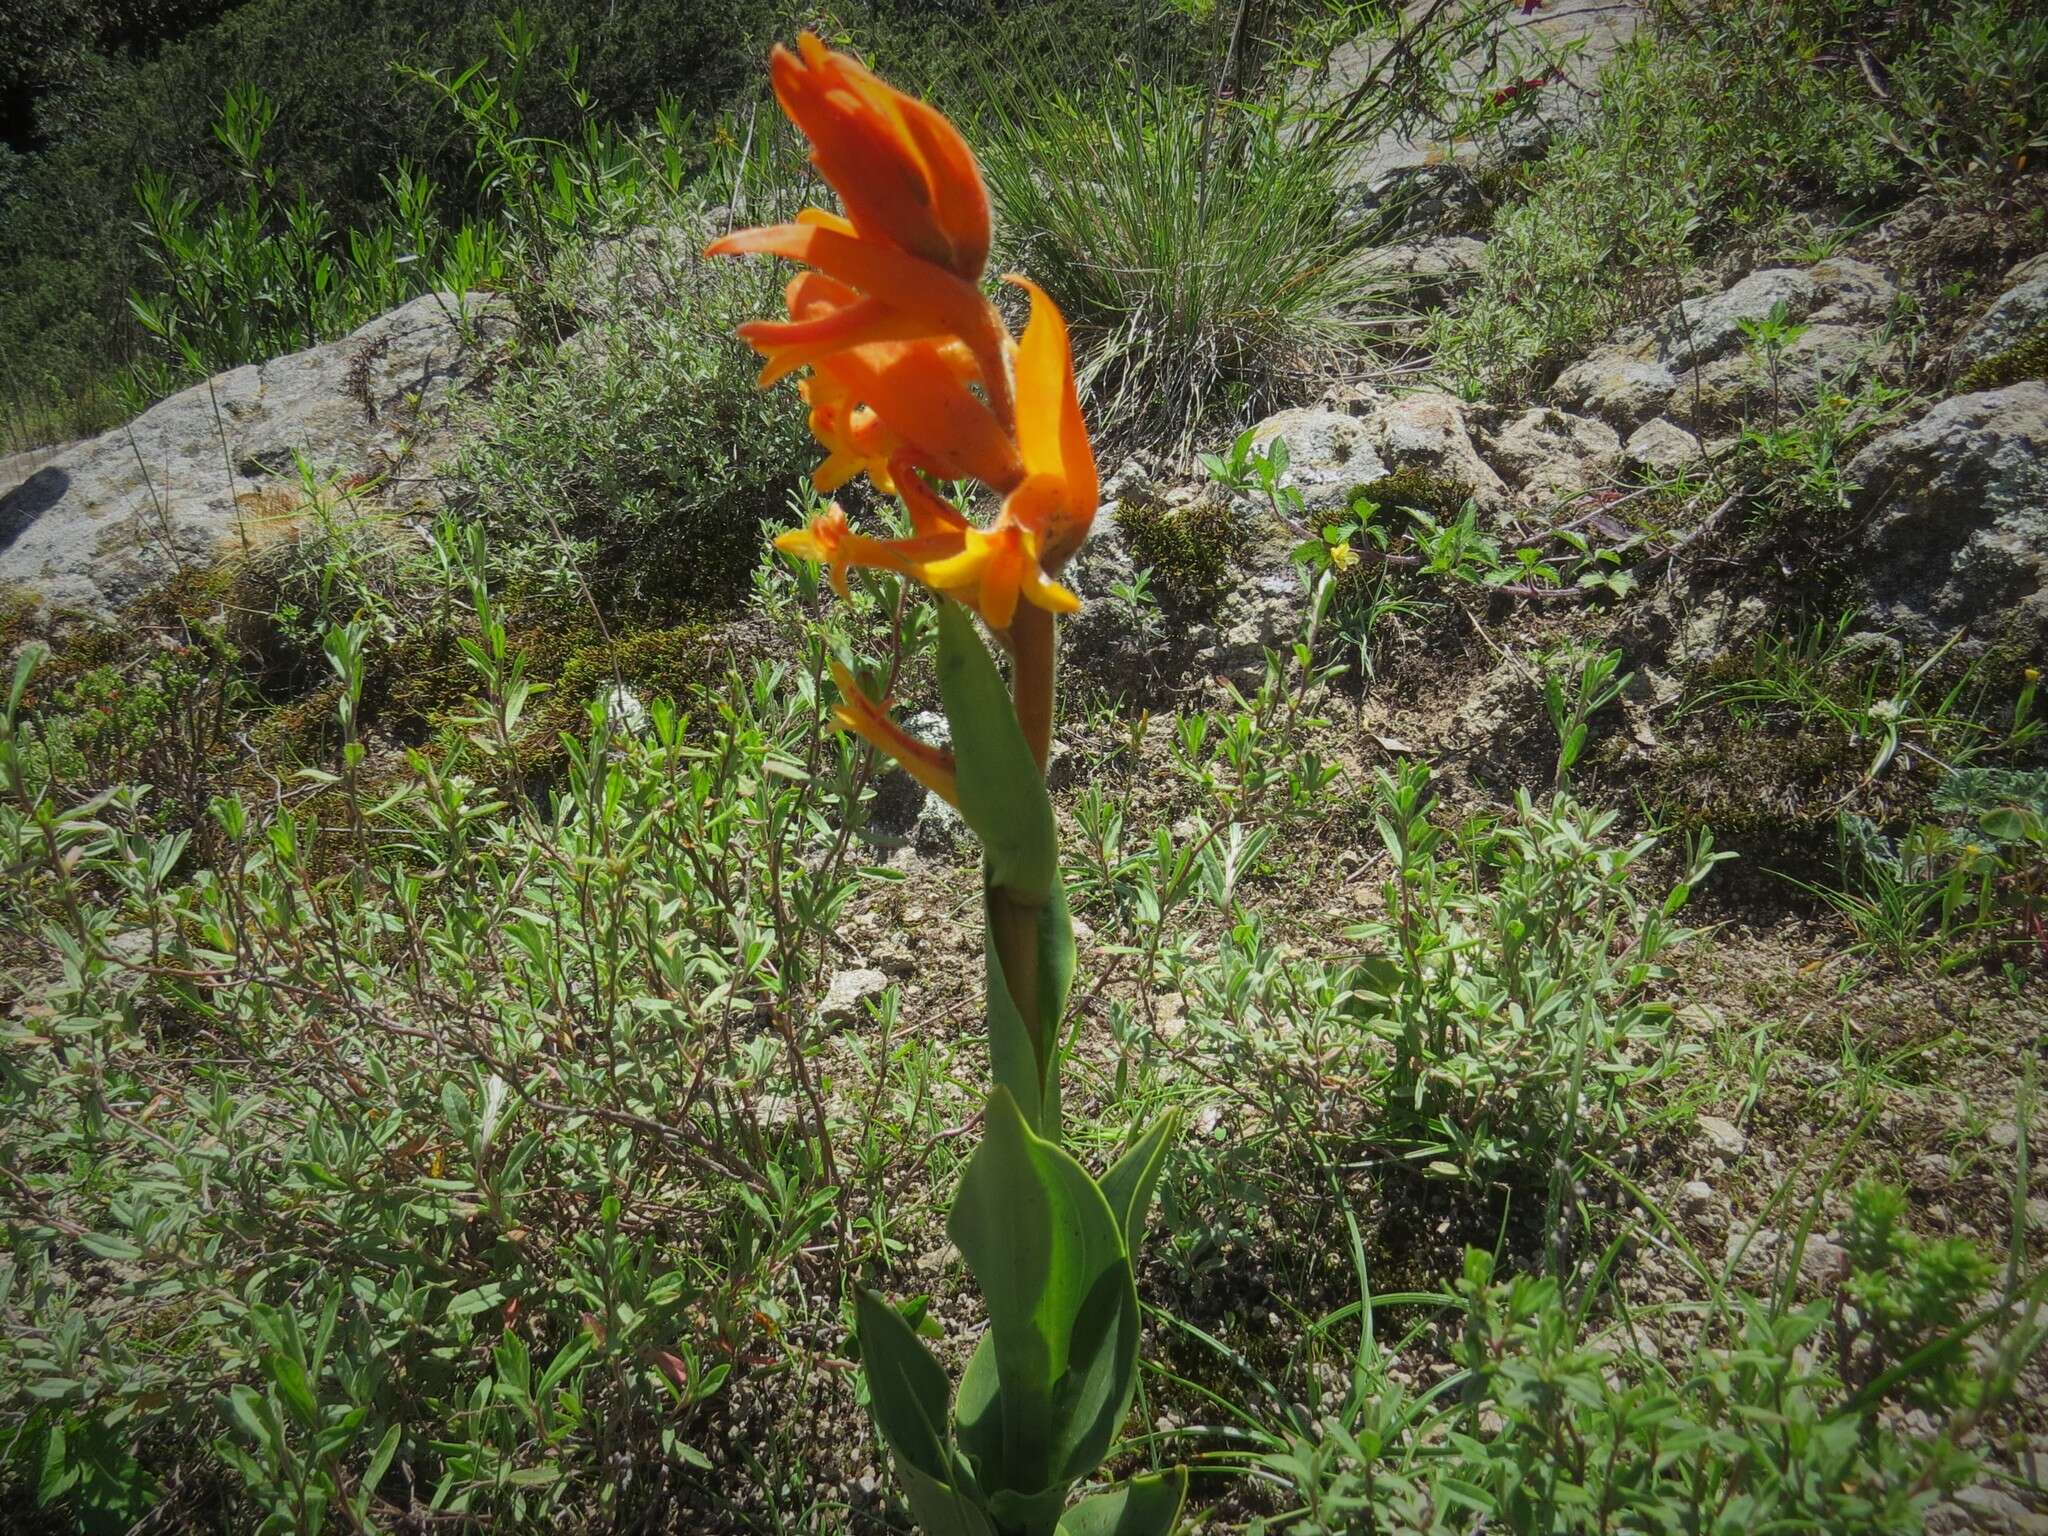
xmin=1344 ymin=762 xmax=1730 ymax=1179
xmin=1844 ymin=1177 xmax=2000 ymax=1405
xmin=461 ymin=242 xmax=809 ymax=620
xmin=1248 ymin=1245 xmax=1987 ymax=1534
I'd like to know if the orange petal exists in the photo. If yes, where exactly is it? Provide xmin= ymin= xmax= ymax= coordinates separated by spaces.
xmin=796 ymin=206 xmax=858 ymax=237
xmin=811 ymin=447 xmax=866 ymax=494
xmin=741 ymin=298 xmax=942 ymax=386
xmin=1004 ymin=276 xmax=1098 ymax=569
xmin=707 ymin=222 xmax=1013 ymax=429
xmin=772 ymin=36 xmax=990 ymax=281
xmin=819 ymin=340 xmax=1023 ymax=492
xmin=827 ymin=662 xmax=960 ymax=806
xmin=890 ymin=456 xmax=970 ymax=535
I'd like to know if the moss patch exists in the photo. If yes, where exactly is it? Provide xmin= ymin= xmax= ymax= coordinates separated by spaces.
xmin=514 ymin=621 xmax=727 ymax=768
xmin=1956 ymin=319 xmax=2048 ymax=394
xmin=1115 ymin=493 xmax=1247 ymax=608
xmin=1349 ymin=468 xmax=1475 ymax=520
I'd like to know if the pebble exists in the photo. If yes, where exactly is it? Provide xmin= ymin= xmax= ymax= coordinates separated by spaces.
xmin=819 ymin=967 xmax=889 ymax=1026
xmin=1698 ymin=1114 xmax=1747 ymax=1158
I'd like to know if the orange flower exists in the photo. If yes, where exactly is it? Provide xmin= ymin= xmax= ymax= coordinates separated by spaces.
xmin=913 ymin=522 xmax=1079 ymax=632
xmin=827 ymin=661 xmax=960 ymax=807
xmin=745 ymin=257 xmax=943 ymax=391
xmin=713 ymin=217 xmax=1014 ymax=432
xmin=729 ymin=35 xmax=1098 ymax=643
xmin=800 ymin=372 xmax=900 ymax=495
xmin=767 ymin=272 xmax=1018 ymax=499
xmin=773 ymin=503 xmax=961 ymax=600
xmin=707 ymin=33 xmax=1013 ymax=429
xmin=770 ymin=34 xmax=989 ymax=281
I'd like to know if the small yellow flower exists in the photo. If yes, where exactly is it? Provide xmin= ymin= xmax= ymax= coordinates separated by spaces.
xmin=1328 ymin=540 xmax=1359 ymax=572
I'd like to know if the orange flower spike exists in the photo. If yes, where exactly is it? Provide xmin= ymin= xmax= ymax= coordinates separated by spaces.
xmin=772 ymin=33 xmax=990 ymax=281
xmin=915 ymin=523 xmax=1080 ymax=632
xmin=827 ymin=661 xmax=960 ymax=807
xmin=1000 ymin=277 xmax=1100 ymax=572
xmin=707 ymin=36 xmax=1015 ymax=429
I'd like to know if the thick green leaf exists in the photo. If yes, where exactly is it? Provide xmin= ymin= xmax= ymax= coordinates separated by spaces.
xmin=1097 ymin=1112 xmax=1177 ymax=1254
xmin=855 ymin=1287 xmax=955 ymax=1484
xmin=901 ymin=1462 xmax=1000 ymax=1536
xmin=937 ymin=603 xmax=1057 ymax=901
xmin=949 ymin=1088 xmax=1138 ymax=1498
xmin=939 ymin=602 xmax=1077 ymax=1134
xmin=954 ymin=1332 xmax=1002 ymax=1487
xmin=1055 ymin=1469 xmax=1189 ymax=1536
xmin=989 ymin=1480 xmax=1077 ymax=1536
xmin=1046 ymin=1260 xmax=1140 ymax=1484
xmin=1033 ymin=880 xmax=1077 ymax=1138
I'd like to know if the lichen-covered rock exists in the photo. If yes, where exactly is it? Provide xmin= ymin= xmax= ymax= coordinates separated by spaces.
xmin=1955 ymin=251 xmax=2048 ymax=368
xmin=1623 ymin=417 xmax=1704 ymax=477
xmin=1247 ymin=408 xmax=1389 ymax=510
xmin=1060 ymin=515 xmax=1162 ymax=695
xmin=1355 ymin=236 xmax=1488 ymax=306
xmin=1848 ymin=381 xmax=2048 ymax=647
xmin=1683 ymin=322 xmax=1890 ymax=422
xmin=1357 ymin=392 xmax=1510 ymax=509
xmin=1553 ymin=259 xmax=1898 ymax=431
xmin=1341 ymin=162 xmax=1490 ymax=239
xmin=1806 ymin=256 xmax=1899 ymax=326
xmin=1484 ymin=407 xmax=1620 ymax=503
xmin=0 ymin=292 xmax=514 ymax=625
xmin=1659 ymin=267 xmax=1822 ymax=371
xmin=1193 ymin=532 xmax=1309 ymax=686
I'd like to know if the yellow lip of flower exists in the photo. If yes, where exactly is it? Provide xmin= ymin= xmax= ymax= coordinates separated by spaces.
xmin=827 ymin=661 xmax=960 ymax=807
xmin=913 ymin=522 xmax=1080 ymax=632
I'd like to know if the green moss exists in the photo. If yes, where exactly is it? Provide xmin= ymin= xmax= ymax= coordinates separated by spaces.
xmin=512 ymin=621 xmax=727 ymax=770
xmin=1956 ymin=319 xmax=2048 ymax=393
xmin=1349 ymin=468 xmax=1474 ymax=520
xmin=1115 ymin=493 xmax=1246 ymax=608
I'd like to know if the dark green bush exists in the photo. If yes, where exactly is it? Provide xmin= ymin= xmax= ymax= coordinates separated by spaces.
xmin=460 ymin=242 xmax=810 ymax=622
